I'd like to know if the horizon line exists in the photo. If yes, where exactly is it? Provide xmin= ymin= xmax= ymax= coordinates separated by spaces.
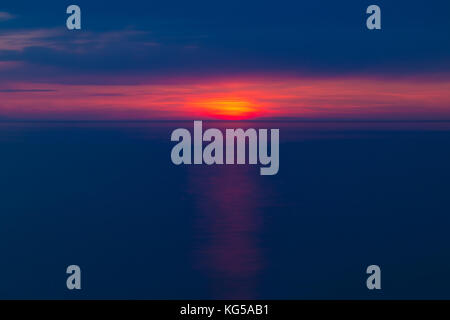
xmin=2 ymin=119 xmax=450 ymax=123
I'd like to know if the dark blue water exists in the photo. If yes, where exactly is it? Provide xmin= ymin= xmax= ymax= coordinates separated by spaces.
xmin=1 ymin=121 xmax=450 ymax=299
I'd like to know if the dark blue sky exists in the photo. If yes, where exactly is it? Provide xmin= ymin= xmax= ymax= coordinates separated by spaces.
xmin=1 ymin=0 xmax=449 ymax=121
xmin=0 ymin=0 xmax=449 ymax=84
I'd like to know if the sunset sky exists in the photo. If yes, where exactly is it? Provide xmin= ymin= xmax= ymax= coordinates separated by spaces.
xmin=0 ymin=0 xmax=449 ymax=120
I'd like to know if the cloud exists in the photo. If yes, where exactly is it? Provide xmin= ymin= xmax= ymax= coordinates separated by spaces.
xmin=0 ymin=12 xmax=15 ymax=22
xmin=1 ymin=77 xmax=449 ymax=121
xmin=0 ymin=28 xmax=156 ymax=52
xmin=0 ymin=28 xmax=63 ymax=51
xmin=0 ymin=89 xmax=56 ymax=93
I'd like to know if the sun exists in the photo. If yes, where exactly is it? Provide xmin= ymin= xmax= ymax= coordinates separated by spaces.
xmin=190 ymin=98 xmax=258 ymax=120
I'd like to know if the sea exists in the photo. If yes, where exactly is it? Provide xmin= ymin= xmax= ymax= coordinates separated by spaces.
xmin=1 ymin=120 xmax=450 ymax=299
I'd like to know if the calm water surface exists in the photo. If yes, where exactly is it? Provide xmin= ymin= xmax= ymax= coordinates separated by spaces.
xmin=1 ymin=121 xmax=450 ymax=299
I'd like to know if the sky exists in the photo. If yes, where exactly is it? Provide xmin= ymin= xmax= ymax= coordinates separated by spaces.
xmin=0 ymin=0 xmax=449 ymax=120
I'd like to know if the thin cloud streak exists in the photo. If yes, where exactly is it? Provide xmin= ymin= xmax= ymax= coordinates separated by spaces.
xmin=0 ymin=28 xmax=63 ymax=51
xmin=0 ymin=12 xmax=15 ymax=22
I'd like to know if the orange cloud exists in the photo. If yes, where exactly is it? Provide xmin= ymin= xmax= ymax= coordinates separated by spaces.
xmin=1 ymin=76 xmax=449 ymax=120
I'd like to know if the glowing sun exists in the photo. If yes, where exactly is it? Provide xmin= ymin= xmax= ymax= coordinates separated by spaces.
xmin=190 ymin=98 xmax=258 ymax=120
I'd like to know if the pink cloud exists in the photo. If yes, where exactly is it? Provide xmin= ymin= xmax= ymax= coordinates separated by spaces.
xmin=0 ymin=28 xmax=156 ymax=52
xmin=0 ymin=76 xmax=449 ymax=120
xmin=0 ymin=28 xmax=63 ymax=51
xmin=0 ymin=12 xmax=15 ymax=22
